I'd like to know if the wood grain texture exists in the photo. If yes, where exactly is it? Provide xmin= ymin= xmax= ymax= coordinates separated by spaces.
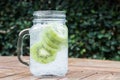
xmin=0 ymin=56 xmax=120 ymax=80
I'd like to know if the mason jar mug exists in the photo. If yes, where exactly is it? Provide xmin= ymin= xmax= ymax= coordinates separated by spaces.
xmin=17 ymin=11 xmax=68 ymax=77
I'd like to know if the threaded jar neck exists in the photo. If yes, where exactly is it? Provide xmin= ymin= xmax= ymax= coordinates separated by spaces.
xmin=33 ymin=10 xmax=66 ymax=23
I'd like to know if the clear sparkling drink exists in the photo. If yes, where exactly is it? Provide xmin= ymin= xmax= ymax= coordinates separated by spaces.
xmin=29 ymin=11 xmax=68 ymax=77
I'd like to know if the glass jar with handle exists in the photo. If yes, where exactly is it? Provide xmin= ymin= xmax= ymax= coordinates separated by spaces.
xmin=17 ymin=10 xmax=68 ymax=77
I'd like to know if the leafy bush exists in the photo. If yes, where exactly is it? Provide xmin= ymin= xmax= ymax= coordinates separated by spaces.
xmin=0 ymin=0 xmax=120 ymax=60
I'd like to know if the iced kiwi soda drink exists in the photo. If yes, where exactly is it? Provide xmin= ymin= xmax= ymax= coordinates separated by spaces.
xmin=30 ymin=22 xmax=68 ymax=76
xmin=17 ymin=11 xmax=68 ymax=77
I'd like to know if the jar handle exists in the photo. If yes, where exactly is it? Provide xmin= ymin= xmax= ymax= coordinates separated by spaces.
xmin=17 ymin=28 xmax=29 ymax=66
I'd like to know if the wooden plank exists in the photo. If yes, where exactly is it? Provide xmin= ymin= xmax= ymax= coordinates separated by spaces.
xmin=0 ymin=71 xmax=31 ymax=80
xmin=69 ymin=58 xmax=120 ymax=68
xmin=69 ymin=58 xmax=120 ymax=73
xmin=0 ymin=68 xmax=29 ymax=78
xmin=0 ymin=63 xmax=26 ymax=69
xmin=67 ymin=70 xmax=97 ymax=78
xmin=69 ymin=66 xmax=120 ymax=73
xmin=0 ymin=57 xmax=17 ymax=63
xmin=81 ymin=72 xmax=120 ymax=80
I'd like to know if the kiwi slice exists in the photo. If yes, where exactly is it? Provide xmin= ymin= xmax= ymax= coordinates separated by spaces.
xmin=41 ymin=24 xmax=68 ymax=50
xmin=30 ymin=42 xmax=56 ymax=64
xmin=42 ymin=32 xmax=60 ymax=49
xmin=41 ymin=54 xmax=57 ymax=64
xmin=30 ymin=42 xmax=48 ymax=57
xmin=38 ymin=48 xmax=50 ymax=58
xmin=44 ymin=24 xmax=68 ymax=44
xmin=41 ymin=40 xmax=58 ymax=55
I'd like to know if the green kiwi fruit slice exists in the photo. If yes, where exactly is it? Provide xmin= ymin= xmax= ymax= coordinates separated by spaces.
xmin=44 ymin=24 xmax=68 ymax=44
xmin=30 ymin=42 xmax=56 ymax=64
xmin=42 ymin=32 xmax=60 ymax=49
xmin=41 ymin=40 xmax=58 ymax=55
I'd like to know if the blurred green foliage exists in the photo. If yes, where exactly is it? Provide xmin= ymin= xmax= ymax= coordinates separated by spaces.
xmin=0 ymin=0 xmax=120 ymax=60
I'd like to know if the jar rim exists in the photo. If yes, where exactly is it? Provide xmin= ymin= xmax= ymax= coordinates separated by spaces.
xmin=33 ymin=10 xmax=66 ymax=18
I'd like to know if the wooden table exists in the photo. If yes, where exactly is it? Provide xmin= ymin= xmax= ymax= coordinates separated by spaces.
xmin=0 ymin=57 xmax=120 ymax=80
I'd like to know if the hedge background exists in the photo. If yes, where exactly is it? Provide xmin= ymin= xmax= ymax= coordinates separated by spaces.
xmin=0 ymin=0 xmax=120 ymax=60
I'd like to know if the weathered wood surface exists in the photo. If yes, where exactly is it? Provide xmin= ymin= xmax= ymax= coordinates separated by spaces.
xmin=0 ymin=56 xmax=120 ymax=80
